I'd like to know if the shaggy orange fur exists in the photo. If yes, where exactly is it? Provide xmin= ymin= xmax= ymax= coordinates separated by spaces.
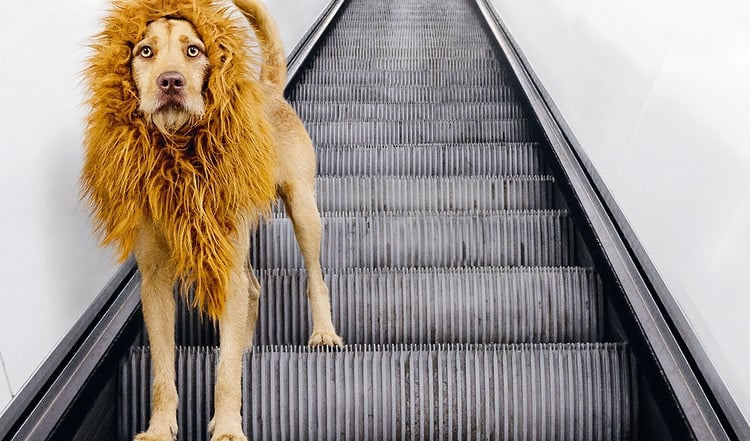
xmin=81 ymin=0 xmax=277 ymax=318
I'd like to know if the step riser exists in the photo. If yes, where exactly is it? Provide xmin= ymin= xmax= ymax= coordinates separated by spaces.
xmin=289 ymin=86 xmax=517 ymax=103
xmin=314 ymin=47 xmax=498 ymax=59
xmin=306 ymin=58 xmax=502 ymax=71
xmin=171 ymin=268 xmax=604 ymax=346
xmin=328 ymin=27 xmax=486 ymax=37
xmin=292 ymin=102 xmax=525 ymax=121
xmin=120 ymin=345 xmax=637 ymax=441
xmin=251 ymin=214 xmax=577 ymax=269
xmin=306 ymin=121 xmax=535 ymax=145
xmin=276 ymin=177 xmax=555 ymax=213
xmin=314 ymin=144 xmax=545 ymax=176
xmin=319 ymin=39 xmax=492 ymax=49
xmin=294 ymin=70 xmax=511 ymax=87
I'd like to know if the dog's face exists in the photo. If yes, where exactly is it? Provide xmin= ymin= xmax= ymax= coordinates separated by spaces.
xmin=132 ymin=18 xmax=209 ymax=134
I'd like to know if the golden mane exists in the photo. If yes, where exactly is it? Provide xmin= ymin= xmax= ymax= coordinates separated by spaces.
xmin=81 ymin=0 xmax=277 ymax=319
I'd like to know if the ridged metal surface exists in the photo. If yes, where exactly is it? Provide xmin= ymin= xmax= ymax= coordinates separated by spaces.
xmin=293 ymin=101 xmax=524 ymax=121
xmin=305 ymin=57 xmax=503 ymax=72
xmin=290 ymin=85 xmax=516 ymax=102
xmin=252 ymin=211 xmax=576 ymax=269
xmin=275 ymin=176 xmax=555 ymax=213
xmin=120 ymin=344 xmax=637 ymax=441
xmin=172 ymin=267 xmax=604 ymax=347
xmin=314 ymin=143 xmax=545 ymax=177
xmin=294 ymin=69 xmax=511 ymax=86
xmin=323 ymin=35 xmax=490 ymax=47
xmin=306 ymin=120 xmax=534 ymax=145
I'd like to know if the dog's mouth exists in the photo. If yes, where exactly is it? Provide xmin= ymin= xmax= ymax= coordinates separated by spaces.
xmin=155 ymin=94 xmax=188 ymax=112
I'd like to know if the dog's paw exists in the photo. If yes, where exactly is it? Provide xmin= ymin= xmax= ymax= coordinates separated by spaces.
xmin=308 ymin=330 xmax=343 ymax=347
xmin=211 ymin=434 xmax=248 ymax=441
xmin=134 ymin=430 xmax=176 ymax=441
xmin=209 ymin=417 xmax=247 ymax=441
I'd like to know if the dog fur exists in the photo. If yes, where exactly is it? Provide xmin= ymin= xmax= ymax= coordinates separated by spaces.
xmin=81 ymin=0 xmax=342 ymax=439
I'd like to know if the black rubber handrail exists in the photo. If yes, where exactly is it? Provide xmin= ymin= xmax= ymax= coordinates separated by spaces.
xmin=472 ymin=0 xmax=739 ymax=439
xmin=0 ymin=259 xmax=138 ymax=441
xmin=0 ymin=2 xmax=347 ymax=439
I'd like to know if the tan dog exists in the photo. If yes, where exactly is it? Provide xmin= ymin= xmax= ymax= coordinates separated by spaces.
xmin=81 ymin=0 xmax=342 ymax=440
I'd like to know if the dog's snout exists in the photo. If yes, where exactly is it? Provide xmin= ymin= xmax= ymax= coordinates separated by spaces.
xmin=157 ymin=71 xmax=185 ymax=93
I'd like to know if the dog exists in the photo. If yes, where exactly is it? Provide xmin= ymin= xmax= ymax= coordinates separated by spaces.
xmin=81 ymin=0 xmax=342 ymax=439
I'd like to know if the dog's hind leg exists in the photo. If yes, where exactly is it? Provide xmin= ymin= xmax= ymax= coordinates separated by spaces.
xmin=134 ymin=225 xmax=179 ymax=441
xmin=280 ymin=181 xmax=343 ymax=347
xmin=243 ymin=260 xmax=261 ymax=350
xmin=210 ymin=226 xmax=251 ymax=441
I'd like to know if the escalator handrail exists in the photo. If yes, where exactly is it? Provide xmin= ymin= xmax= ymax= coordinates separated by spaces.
xmin=0 ymin=1 xmax=347 ymax=439
xmin=473 ymin=0 xmax=740 ymax=439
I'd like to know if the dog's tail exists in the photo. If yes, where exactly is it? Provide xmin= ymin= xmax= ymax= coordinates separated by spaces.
xmin=233 ymin=0 xmax=286 ymax=90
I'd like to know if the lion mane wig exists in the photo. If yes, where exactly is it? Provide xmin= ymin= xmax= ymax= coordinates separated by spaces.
xmin=82 ymin=0 xmax=277 ymax=319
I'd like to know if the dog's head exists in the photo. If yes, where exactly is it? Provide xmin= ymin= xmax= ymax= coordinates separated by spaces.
xmin=85 ymin=0 xmax=268 ymax=138
xmin=131 ymin=17 xmax=209 ymax=134
xmin=83 ymin=0 xmax=278 ymax=269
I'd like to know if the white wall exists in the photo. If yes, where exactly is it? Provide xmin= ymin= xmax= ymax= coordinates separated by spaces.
xmin=0 ymin=0 xmax=330 ymax=415
xmin=490 ymin=0 xmax=750 ymax=427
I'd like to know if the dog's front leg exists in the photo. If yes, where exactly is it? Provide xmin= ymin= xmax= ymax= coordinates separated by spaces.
xmin=281 ymin=182 xmax=343 ymax=347
xmin=134 ymin=228 xmax=178 ymax=441
xmin=210 ymin=232 xmax=251 ymax=441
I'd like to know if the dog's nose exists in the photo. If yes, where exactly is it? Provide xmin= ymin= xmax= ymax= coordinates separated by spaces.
xmin=157 ymin=71 xmax=185 ymax=93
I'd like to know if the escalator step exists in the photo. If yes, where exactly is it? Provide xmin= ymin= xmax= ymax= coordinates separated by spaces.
xmin=294 ymin=69 xmax=511 ymax=87
xmin=120 ymin=344 xmax=637 ymax=441
xmin=173 ymin=267 xmax=604 ymax=346
xmin=251 ymin=211 xmax=577 ymax=269
xmin=322 ymin=35 xmax=491 ymax=47
xmin=289 ymin=85 xmax=516 ymax=103
xmin=292 ymin=102 xmax=524 ymax=121
xmin=314 ymin=143 xmax=545 ymax=176
xmin=306 ymin=120 xmax=534 ymax=144
xmin=277 ymin=176 xmax=555 ymax=213
xmin=314 ymin=46 xmax=498 ymax=59
xmin=306 ymin=57 xmax=502 ymax=72
xmin=326 ymin=27 xmax=486 ymax=37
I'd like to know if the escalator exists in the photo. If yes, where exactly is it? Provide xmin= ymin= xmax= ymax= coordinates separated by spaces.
xmin=0 ymin=0 xmax=737 ymax=440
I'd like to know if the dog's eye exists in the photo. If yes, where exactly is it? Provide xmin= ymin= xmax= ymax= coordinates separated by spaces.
xmin=187 ymin=45 xmax=201 ymax=58
xmin=139 ymin=46 xmax=153 ymax=58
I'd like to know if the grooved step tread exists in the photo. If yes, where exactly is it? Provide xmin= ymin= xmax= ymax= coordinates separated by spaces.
xmin=290 ymin=85 xmax=517 ymax=103
xmin=294 ymin=69 xmax=511 ymax=87
xmin=120 ymin=344 xmax=637 ymax=441
xmin=306 ymin=57 xmax=503 ymax=71
xmin=276 ymin=176 xmax=555 ymax=213
xmin=315 ymin=46 xmax=498 ymax=59
xmin=305 ymin=120 xmax=535 ymax=144
xmin=172 ymin=267 xmax=604 ymax=347
xmin=292 ymin=102 xmax=524 ymax=121
xmin=252 ymin=211 xmax=577 ymax=269
xmin=320 ymin=39 xmax=492 ymax=48
xmin=314 ymin=143 xmax=545 ymax=176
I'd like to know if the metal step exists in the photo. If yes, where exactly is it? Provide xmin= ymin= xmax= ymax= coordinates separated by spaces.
xmin=326 ymin=26 xmax=486 ymax=36
xmin=306 ymin=120 xmax=535 ymax=145
xmin=305 ymin=57 xmax=502 ymax=72
xmin=318 ymin=37 xmax=492 ymax=48
xmin=290 ymin=85 xmax=516 ymax=103
xmin=119 ymin=344 xmax=637 ymax=441
xmin=314 ymin=143 xmax=546 ymax=176
xmin=280 ymin=176 xmax=555 ymax=213
xmin=314 ymin=46 xmax=498 ymax=59
xmin=293 ymin=69 xmax=511 ymax=87
xmin=251 ymin=211 xmax=577 ymax=269
xmin=321 ymin=35 xmax=492 ymax=48
xmin=173 ymin=267 xmax=604 ymax=346
xmin=292 ymin=102 xmax=524 ymax=121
